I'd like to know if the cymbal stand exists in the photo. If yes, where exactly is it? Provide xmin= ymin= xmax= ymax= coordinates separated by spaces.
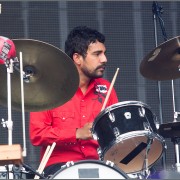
xmin=1 ymin=54 xmax=28 ymax=179
xmin=4 ymin=58 xmax=16 ymax=179
xmin=152 ymin=1 xmax=180 ymax=172
xmin=152 ymin=1 xmax=167 ymax=170
xmin=19 ymin=52 xmax=27 ymax=157
xmin=171 ymin=80 xmax=180 ymax=172
xmin=5 ymin=58 xmax=14 ymax=146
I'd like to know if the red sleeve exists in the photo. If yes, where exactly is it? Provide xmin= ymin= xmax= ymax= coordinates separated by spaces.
xmin=29 ymin=111 xmax=77 ymax=146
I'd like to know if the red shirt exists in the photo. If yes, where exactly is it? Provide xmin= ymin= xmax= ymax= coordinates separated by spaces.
xmin=29 ymin=78 xmax=118 ymax=167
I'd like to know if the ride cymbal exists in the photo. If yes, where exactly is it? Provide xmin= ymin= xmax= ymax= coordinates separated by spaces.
xmin=140 ymin=36 xmax=180 ymax=81
xmin=0 ymin=39 xmax=79 ymax=112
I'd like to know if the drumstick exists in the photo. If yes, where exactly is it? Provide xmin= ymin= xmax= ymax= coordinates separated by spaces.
xmin=34 ymin=145 xmax=51 ymax=179
xmin=101 ymin=68 xmax=119 ymax=111
xmin=34 ymin=142 xmax=56 ymax=179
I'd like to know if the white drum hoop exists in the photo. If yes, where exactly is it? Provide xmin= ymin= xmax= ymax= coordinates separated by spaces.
xmin=50 ymin=160 xmax=129 ymax=179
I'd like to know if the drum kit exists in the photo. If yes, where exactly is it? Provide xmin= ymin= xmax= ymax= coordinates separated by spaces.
xmin=0 ymin=2 xmax=180 ymax=178
xmin=0 ymin=35 xmax=179 ymax=179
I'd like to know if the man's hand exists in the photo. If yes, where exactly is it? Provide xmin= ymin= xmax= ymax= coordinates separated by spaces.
xmin=76 ymin=122 xmax=93 ymax=140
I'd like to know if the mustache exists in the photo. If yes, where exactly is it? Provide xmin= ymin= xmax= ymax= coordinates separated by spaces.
xmin=96 ymin=64 xmax=106 ymax=70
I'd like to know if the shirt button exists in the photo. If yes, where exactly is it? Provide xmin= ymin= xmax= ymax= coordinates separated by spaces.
xmin=82 ymin=115 xmax=85 ymax=118
xmin=82 ymin=146 xmax=84 ymax=148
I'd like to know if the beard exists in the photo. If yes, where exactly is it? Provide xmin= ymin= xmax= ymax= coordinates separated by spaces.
xmin=81 ymin=65 xmax=106 ymax=79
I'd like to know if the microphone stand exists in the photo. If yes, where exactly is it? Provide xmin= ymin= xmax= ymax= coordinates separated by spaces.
xmin=152 ymin=1 xmax=167 ymax=171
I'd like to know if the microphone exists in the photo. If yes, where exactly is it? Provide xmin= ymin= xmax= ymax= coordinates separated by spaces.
xmin=0 ymin=36 xmax=17 ymax=64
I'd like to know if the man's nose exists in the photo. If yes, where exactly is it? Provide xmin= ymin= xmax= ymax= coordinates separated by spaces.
xmin=100 ymin=54 xmax=107 ymax=63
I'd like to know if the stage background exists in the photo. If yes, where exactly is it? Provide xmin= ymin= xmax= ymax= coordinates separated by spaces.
xmin=0 ymin=0 xmax=180 ymax=177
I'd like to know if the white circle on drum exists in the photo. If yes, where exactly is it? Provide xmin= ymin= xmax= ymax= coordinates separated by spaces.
xmin=50 ymin=160 xmax=128 ymax=179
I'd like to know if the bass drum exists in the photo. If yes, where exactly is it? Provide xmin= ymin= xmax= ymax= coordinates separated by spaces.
xmin=50 ymin=160 xmax=129 ymax=179
xmin=92 ymin=101 xmax=166 ymax=174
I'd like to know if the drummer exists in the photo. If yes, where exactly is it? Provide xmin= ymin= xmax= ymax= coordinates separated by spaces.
xmin=29 ymin=26 xmax=118 ymax=178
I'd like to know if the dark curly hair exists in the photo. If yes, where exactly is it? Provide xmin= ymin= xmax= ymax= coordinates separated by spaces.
xmin=65 ymin=26 xmax=105 ymax=59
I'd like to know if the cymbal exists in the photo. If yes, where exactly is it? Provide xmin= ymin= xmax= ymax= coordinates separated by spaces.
xmin=0 ymin=39 xmax=79 ymax=112
xmin=140 ymin=36 xmax=180 ymax=81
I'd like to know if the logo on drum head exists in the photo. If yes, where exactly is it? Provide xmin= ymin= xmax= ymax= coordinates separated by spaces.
xmin=124 ymin=112 xmax=131 ymax=119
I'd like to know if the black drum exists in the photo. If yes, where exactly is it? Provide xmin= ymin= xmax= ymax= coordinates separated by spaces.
xmin=92 ymin=101 xmax=166 ymax=174
xmin=50 ymin=160 xmax=129 ymax=179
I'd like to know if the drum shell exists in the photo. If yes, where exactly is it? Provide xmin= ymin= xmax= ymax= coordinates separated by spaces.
xmin=92 ymin=101 xmax=158 ymax=152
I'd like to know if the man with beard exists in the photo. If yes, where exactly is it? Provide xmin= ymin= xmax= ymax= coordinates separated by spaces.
xmin=29 ymin=26 xmax=119 ymax=178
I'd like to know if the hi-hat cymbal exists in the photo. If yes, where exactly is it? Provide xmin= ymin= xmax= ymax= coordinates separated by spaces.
xmin=0 ymin=39 xmax=79 ymax=112
xmin=140 ymin=36 xmax=180 ymax=81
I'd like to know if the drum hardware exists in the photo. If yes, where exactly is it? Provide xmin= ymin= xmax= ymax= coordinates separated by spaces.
xmin=0 ymin=38 xmax=79 ymax=178
xmin=141 ymin=135 xmax=154 ymax=179
xmin=139 ymin=1 xmax=180 ymax=171
xmin=0 ymin=39 xmax=23 ymax=166
xmin=0 ymin=164 xmax=36 ymax=179
xmin=159 ymin=120 xmax=180 ymax=172
xmin=0 ymin=39 xmax=79 ymax=112
xmin=158 ymin=121 xmax=180 ymax=139
xmin=22 ymin=163 xmax=45 ymax=179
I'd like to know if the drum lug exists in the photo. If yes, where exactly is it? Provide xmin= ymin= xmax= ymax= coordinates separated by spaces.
xmin=113 ymin=127 xmax=120 ymax=137
xmin=65 ymin=161 xmax=74 ymax=168
xmin=92 ymin=133 xmax=98 ymax=140
xmin=108 ymin=111 xmax=115 ymax=122
xmin=139 ymin=107 xmax=145 ymax=117
xmin=97 ymin=148 xmax=103 ymax=160
xmin=105 ymin=160 xmax=114 ymax=167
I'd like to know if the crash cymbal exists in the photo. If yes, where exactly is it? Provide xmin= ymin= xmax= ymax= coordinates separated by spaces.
xmin=0 ymin=39 xmax=79 ymax=112
xmin=140 ymin=36 xmax=180 ymax=81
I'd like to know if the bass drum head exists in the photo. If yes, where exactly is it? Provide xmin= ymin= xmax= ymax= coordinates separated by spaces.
xmin=50 ymin=160 xmax=129 ymax=179
xmin=103 ymin=131 xmax=165 ymax=174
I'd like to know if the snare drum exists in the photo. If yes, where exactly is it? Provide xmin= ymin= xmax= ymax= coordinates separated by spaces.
xmin=50 ymin=160 xmax=129 ymax=179
xmin=92 ymin=101 xmax=166 ymax=174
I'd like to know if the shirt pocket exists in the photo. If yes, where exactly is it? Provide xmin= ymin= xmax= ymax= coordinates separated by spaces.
xmin=52 ymin=111 xmax=75 ymax=129
xmin=53 ymin=111 xmax=75 ymax=122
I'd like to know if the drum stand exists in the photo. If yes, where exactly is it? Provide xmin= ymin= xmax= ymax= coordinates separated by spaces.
xmin=152 ymin=1 xmax=180 ymax=173
xmin=171 ymin=81 xmax=180 ymax=172
xmin=152 ymin=1 xmax=167 ymax=171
